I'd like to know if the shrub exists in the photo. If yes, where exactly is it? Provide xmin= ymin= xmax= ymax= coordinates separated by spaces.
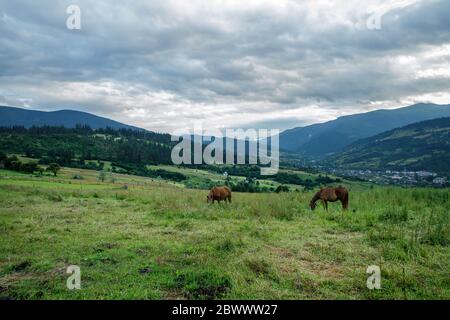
xmin=46 ymin=163 xmax=61 ymax=176
xmin=275 ymin=185 xmax=289 ymax=193
xmin=1 ymin=156 xmax=41 ymax=174
xmin=174 ymin=269 xmax=232 ymax=300
xmin=98 ymin=170 xmax=107 ymax=182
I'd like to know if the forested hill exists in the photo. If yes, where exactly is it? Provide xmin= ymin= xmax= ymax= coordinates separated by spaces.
xmin=279 ymin=103 xmax=450 ymax=156
xmin=0 ymin=126 xmax=174 ymax=167
xmin=331 ymin=117 xmax=450 ymax=173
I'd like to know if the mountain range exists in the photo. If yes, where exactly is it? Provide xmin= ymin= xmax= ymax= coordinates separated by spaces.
xmin=1 ymin=103 xmax=449 ymax=173
xmin=0 ymin=106 xmax=140 ymax=131
xmin=279 ymin=103 xmax=450 ymax=156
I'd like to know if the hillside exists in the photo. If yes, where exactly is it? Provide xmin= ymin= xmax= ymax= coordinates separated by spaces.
xmin=331 ymin=117 xmax=450 ymax=173
xmin=0 ymin=106 xmax=142 ymax=130
xmin=279 ymin=103 xmax=450 ymax=156
xmin=0 ymin=125 xmax=348 ymax=192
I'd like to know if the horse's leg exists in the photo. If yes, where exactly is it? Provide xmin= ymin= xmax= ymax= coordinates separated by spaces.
xmin=322 ymin=200 xmax=328 ymax=212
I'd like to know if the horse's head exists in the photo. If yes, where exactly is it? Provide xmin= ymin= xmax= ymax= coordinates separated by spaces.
xmin=309 ymin=200 xmax=316 ymax=211
xmin=206 ymin=192 xmax=213 ymax=203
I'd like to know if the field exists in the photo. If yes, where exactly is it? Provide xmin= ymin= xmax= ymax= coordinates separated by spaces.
xmin=0 ymin=167 xmax=449 ymax=300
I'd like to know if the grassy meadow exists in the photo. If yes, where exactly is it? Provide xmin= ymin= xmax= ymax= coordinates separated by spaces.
xmin=0 ymin=167 xmax=449 ymax=300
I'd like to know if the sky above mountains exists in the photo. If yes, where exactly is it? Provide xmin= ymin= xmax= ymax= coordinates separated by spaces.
xmin=0 ymin=0 xmax=450 ymax=133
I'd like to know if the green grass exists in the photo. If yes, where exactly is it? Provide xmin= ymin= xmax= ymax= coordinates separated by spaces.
xmin=0 ymin=168 xmax=448 ymax=300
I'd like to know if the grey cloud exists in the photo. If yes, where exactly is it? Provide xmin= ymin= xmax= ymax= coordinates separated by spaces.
xmin=0 ymin=0 xmax=449 ymax=132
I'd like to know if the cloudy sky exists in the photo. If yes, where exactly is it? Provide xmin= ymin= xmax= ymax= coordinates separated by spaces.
xmin=0 ymin=0 xmax=449 ymax=133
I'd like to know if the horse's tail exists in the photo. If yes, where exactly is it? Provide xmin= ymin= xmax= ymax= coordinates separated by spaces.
xmin=342 ymin=190 xmax=349 ymax=210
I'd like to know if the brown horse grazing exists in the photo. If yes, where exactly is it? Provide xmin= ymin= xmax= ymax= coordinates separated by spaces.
xmin=309 ymin=186 xmax=349 ymax=211
xmin=207 ymin=186 xmax=232 ymax=204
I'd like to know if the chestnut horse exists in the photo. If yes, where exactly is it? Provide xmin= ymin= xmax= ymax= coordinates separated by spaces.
xmin=309 ymin=186 xmax=348 ymax=211
xmin=207 ymin=186 xmax=232 ymax=204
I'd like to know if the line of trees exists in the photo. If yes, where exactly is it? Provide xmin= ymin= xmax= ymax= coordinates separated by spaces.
xmin=0 ymin=153 xmax=60 ymax=176
xmin=111 ymin=162 xmax=187 ymax=182
xmin=189 ymin=164 xmax=341 ymax=189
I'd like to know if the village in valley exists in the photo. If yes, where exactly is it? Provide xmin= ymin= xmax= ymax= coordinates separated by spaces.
xmin=326 ymin=168 xmax=449 ymax=187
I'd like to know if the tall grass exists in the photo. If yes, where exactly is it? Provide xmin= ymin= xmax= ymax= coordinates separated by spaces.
xmin=0 ymin=170 xmax=448 ymax=299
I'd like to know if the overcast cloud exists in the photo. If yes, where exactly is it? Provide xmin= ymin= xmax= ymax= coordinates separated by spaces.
xmin=0 ymin=0 xmax=450 ymax=133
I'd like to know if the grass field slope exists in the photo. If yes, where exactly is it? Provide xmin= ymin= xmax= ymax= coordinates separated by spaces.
xmin=332 ymin=117 xmax=450 ymax=173
xmin=0 ymin=168 xmax=448 ymax=299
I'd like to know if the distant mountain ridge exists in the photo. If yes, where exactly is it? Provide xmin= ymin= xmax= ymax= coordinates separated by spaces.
xmin=280 ymin=103 xmax=450 ymax=156
xmin=0 ymin=106 xmax=142 ymax=131
xmin=331 ymin=117 xmax=450 ymax=173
